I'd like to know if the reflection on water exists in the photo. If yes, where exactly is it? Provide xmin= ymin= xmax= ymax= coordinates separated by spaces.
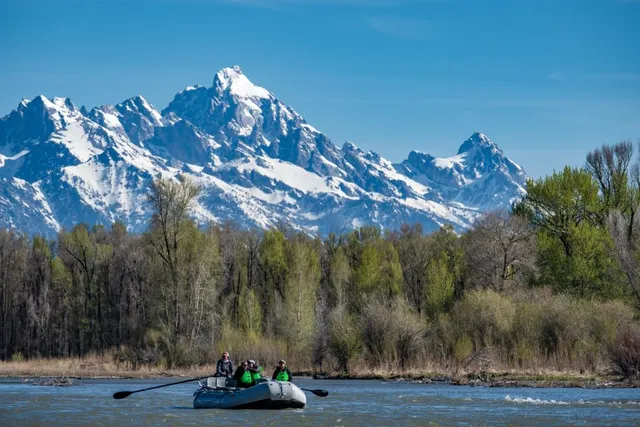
xmin=0 ymin=378 xmax=639 ymax=426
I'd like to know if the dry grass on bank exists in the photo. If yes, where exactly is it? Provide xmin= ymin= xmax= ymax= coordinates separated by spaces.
xmin=0 ymin=352 xmax=613 ymax=383
xmin=0 ymin=352 xmax=222 ymax=379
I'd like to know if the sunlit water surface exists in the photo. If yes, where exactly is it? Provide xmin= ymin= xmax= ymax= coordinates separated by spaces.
xmin=1 ymin=378 xmax=639 ymax=426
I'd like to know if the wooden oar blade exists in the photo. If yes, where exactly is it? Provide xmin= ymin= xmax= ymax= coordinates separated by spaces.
xmin=113 ymin=391 xmax=133 ymax=400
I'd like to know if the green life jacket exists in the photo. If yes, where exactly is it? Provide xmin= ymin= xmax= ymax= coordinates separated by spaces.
xmin=276 ymin=369 xmax=289 ymax=381
xmin=240 ymin=369 xmax=252 ymax=384
xmin=251 ymin=367 xmax=262 ymax=381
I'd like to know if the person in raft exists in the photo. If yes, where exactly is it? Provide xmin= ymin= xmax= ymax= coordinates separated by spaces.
xmin=214 ymin=351 xmax=234 ymax=377
xmin=248 ymin=359 xmax=263 ymax=383
xmin=272 ymin=359 xmax=293 ymax=382
xmin=234 ymin=360 xmax=253 ymax=388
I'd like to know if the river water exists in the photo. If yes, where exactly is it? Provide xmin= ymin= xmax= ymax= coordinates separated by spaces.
xmin=1 ymin=378 xmax=639 ymax=426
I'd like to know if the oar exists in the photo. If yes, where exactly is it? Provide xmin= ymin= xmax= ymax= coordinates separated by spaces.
xmin=113 ymin=376 xmax=209 ymax=400
xmin=301 ymin=388 xmax=329 ymax=397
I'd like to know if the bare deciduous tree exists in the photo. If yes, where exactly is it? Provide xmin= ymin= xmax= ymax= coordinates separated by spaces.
xmin=586 ymin=141 xmax=633 ymax=215
xmin=463 ymin=211 xmax=536 ymax=291
xmin=608 ymin=211 xmax=640 ymax=307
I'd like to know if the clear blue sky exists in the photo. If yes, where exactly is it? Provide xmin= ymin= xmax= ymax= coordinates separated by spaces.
xmin=1 ymin=0 xmax=639 ymax=178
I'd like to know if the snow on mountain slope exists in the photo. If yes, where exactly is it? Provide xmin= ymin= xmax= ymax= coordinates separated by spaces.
xmin=0 ymin=67 xmax=528 ymax=237
xmin=0 ymin=178 xmax=60 ymax=233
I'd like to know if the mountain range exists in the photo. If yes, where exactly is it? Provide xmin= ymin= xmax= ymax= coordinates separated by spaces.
xmin=0 ymin=65 xmax=527 ymax=237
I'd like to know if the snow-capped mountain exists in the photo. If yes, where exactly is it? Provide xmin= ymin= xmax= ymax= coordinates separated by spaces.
xmin=394 ymin=132 xmax=527 ymax=210
xmin=0 ymin=66 xmax=527 ymax=237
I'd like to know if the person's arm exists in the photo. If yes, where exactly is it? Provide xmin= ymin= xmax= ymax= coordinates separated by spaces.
xmin=272 ymin=368 xmax=278 ymax=380
xmin=215 ymin=360 xmax=223 ymax=376
xmin=228 ymin=361 xmax=234 ymax=377
xmin=287 ymin=367 xmax=293 ymax=382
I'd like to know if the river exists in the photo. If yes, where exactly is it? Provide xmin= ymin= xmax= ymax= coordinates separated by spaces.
xmin=1 ymin=378 xmax=638 ymax=426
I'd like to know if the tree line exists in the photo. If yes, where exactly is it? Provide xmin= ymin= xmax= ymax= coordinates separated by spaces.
xmin=1 ymin=140 xmax=639 ymax=377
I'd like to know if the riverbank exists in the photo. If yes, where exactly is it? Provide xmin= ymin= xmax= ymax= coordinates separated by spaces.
xmin=0 ymin=355 xmax=221 ymax=379
xmin=313 ymin=372 xmax=638 ymax=389
xmin=1 ymin=356 xmax=636 ymax=388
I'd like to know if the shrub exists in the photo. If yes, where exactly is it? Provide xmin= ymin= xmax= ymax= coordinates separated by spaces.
xmin=328 ymin=305 xmax=362 ymax=373
xmin=609 ymin=325 xmax=640 ymax=381
xmin=512 ymin=302 xmax=543 ymax=367
xmin=453 ymin=335 xmax=473 ymax=365
xmin=392 ymin=298 xmax=425 ymax=370
xmin=113 ymin=346 xmax=141 ymax=369
xmin=452 ymin=289 xmax=515 ymax=352
xmin=361 ymin=300 xmax=396 ymax=366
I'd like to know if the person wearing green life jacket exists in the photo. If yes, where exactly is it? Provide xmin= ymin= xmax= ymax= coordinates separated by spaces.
xmin=248 ymin=359 xmax=263 ymax=383
xmin=272 ymin=359 xmax=293 ymax=382
xmin=233 ymin=360 xmax=253 ymax=388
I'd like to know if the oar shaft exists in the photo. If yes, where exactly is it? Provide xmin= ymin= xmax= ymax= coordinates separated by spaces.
xmin=113 ymin=376 xmax=210 ymax=399
xmin=132 ymin=376 xmax=204 ymax=394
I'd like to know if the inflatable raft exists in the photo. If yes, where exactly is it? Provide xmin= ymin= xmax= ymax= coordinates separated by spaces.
xmin=193 ymin=377 xmax=306 ymax=409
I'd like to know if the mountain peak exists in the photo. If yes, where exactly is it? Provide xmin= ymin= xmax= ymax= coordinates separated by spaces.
xmin=31 ymin=95 xmax=52 ymax=107
xmin=23 ymin=95 xmax=78 ymax=117
xmin=117 ymin=95 xmax=158 ymax=114
xmin=213 ymin=65 xmax=270 ymax=99
xmin=457 ymin=132 xmax=501 ymax=155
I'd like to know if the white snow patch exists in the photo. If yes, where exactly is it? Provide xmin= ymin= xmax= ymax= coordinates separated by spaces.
xmin=11 ymin=177 xmax=28 ymax=190
xmin=216 ymin=66 xmax=271 ymax=99
xmin=52 ymin=97 xmax=69 ymax=108
xmin=100 ymin=111 xmax=124 ymax=129
xmin=301 ymin=123 xmax=319 ymax=133
xmin=32 ymin=181 xmax=60 ymax=231
xmin=364 ymin=153 xmax=431 ymax=196
xmin=214 ymin=156 xmax=348 ymax=197
xmin=400 ymin=197 xmax=469 ymax=228
xmin=245 ymin=186 xmax=297 ymax=205
xmin=433 ymin=153 xmax=466 ymax=169
xmin=49 ymin=121 xmax=105 ymax=162
xmin=138 ymin=96 xmax=163 ymax=124
xmin=0 ymin=149 xmax=29 ymax=167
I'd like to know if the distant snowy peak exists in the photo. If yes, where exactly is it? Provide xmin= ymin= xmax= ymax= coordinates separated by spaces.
xmin=116 ymin=95 xmax=163 ymax=126
xmin=213 ymin=65 xmax=271 ymax=99
xmin=88 ymin=95 xmax=165 ymax=145
xmin=163 ymin=66 xmax=330 ymax=168
xmin=457 ymin=132 xmax=501 ymax=155
xmin=394 ymin=133 xmax=527 ymax=210
xmin=455 ymin=132 xmax=526 ymax=178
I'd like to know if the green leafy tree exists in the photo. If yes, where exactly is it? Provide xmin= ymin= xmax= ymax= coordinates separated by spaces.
xmin=238 ymin=287 xmax=262 ymax=340
xmin=515 ymin=166 xmax=623 ymax=298
xmin=258 ymin=229 xmax=288 ymax=335
xmin=283 ymin=238 xmax=320 ymax=352
xmin=513 ymin=166 xmax=601 ymax=257
xmin=423 ymin=251 xmax=455 ymax=318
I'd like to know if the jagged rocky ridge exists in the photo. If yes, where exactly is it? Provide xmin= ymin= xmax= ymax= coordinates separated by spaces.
xmin=0 ymin=66 xmax=527 ymax=237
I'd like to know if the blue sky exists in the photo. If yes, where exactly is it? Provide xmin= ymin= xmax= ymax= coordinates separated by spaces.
xmin=1 ymin=0 xmax=639 ymax=178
